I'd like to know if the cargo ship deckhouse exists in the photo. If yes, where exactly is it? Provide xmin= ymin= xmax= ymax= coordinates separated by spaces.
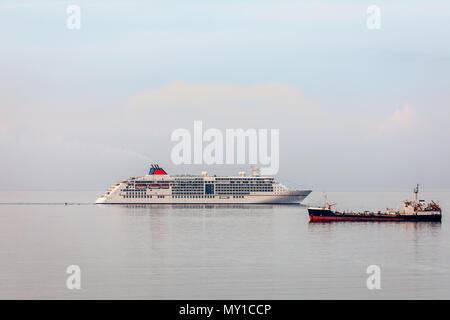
xmin=96 ymin=164 xmax=311 ymax=204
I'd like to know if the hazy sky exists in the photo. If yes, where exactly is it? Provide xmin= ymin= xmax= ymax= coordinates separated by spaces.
xmin=1 ymin=0 xmax=449 ymax=191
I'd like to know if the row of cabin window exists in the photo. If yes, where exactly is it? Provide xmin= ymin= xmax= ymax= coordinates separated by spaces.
xmin=173 ymin=195 xmax=215 ymax=199
xmin=124 ymin=195 xmax=221 ymax=199
xmin=216 ymin=187 xmax=272 ymax=189
xmin=124 ymin=195 xmax=165 ymax=198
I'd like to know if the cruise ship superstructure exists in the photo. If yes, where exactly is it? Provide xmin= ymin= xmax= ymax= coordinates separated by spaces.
xmin=96 ymin=164 xmax=311 ymax=204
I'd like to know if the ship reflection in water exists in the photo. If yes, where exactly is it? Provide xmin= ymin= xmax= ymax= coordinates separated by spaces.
xmin=307 ymin=219 xmax=442 ymax=230
xmin=103 ymin=203 xmax=304 ymax=210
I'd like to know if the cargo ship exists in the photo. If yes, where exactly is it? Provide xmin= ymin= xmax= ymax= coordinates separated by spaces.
xmin=308 ymin=185 xmax=441 ymax=222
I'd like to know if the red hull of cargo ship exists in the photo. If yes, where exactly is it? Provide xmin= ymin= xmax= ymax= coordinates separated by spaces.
xmin=309 ymin=215 xmax=441 ymax=222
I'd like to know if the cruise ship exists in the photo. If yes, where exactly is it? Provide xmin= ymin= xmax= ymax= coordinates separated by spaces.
xmin=96 ymin=164 xmax=312 ymax=204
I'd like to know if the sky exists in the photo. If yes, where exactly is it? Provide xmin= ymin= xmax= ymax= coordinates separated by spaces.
xmin=1 ymin=0 xmax=450 ymax=191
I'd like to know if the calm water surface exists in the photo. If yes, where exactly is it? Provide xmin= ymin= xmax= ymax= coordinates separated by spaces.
xmin=0 ymin=191 xmax=449 ymax=299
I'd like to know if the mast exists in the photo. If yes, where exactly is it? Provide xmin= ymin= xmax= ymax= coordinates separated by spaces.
xmin=323 ymin=193 xmax=328 ymax=209
xmin=413 ymin=184 xmax=419 ymax=203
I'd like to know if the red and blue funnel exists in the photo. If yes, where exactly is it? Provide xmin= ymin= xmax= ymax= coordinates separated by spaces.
xmin=149 ymin=164 xmax=167 ymax=175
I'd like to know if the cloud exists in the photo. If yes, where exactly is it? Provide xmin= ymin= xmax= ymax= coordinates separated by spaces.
xmin=127 ymin=80 xmax=328 ymax=130
xmin=375 ymin=105 xmax=418 ymax=136
xmin=129 ymin=80 xmax=317 ymax=110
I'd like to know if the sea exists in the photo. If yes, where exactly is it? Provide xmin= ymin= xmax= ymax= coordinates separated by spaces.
xmin=0 ymin=190 xmax=449 ymax=299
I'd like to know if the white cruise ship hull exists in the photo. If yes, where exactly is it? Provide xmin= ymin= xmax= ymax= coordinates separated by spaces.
xmin=96 ymin=190 xmax=311 ymax=205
